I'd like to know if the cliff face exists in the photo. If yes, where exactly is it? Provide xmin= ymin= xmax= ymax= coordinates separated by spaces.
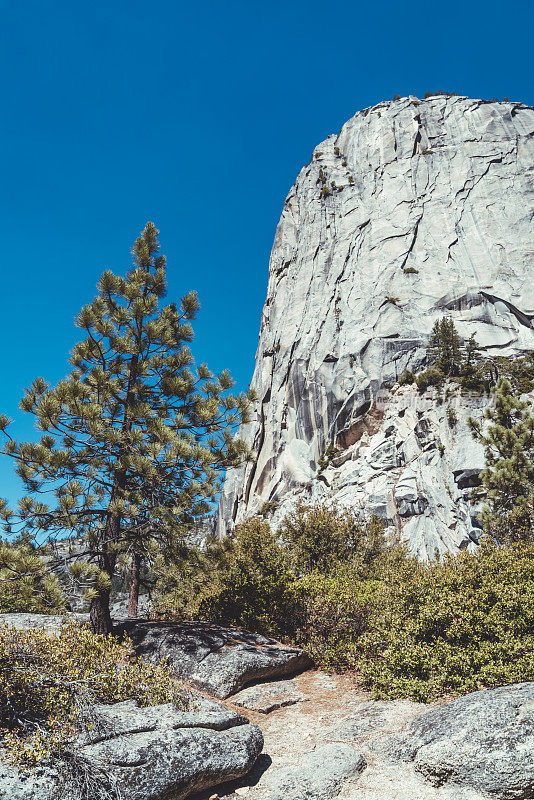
xmin=218 ymin=95 xmax=534 ymax=558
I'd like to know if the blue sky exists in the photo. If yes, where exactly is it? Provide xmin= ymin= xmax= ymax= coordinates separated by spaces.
xmin=1 ymin=0 xmax=533 ymax=506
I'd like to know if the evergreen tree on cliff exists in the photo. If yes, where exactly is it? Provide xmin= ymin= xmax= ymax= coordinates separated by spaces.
xmin=469 ymin=378 xmax=534 ymax=542
xmin=428 ymin=318 xmax=463 ymax=376
xmin=0 ymin=223 xmax=253 ymax=633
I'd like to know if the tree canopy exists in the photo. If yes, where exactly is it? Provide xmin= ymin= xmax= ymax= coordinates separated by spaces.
xmin=0 ymin=223 xmax=253 ymax=631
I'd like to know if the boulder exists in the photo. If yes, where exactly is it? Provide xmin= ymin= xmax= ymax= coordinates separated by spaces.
xmin=0 ymin=697 xmax=263 ymax=800
xmin=231 ymin=679 xmax=307 ymax=713
xmin=375 ymin=682 xmax=534 ymax=799
xmin=0 ymin=612 xmax=88 ymax=632
xmin=115 ymin=619 xmax=311 ymax=698
xmin=326 ymin=699 xmax=427 ymax=744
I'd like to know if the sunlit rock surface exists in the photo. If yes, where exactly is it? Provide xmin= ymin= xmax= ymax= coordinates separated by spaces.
xmin=218 ymin=95 xmax=534 ymax=557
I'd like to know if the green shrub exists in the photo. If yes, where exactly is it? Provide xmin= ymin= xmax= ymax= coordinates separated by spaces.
xmin=403 ymin=267 xmax=419 ymax=274
xmin=0 ymin=621 xmax=187 ymax=765
xmin=280 ymin=502 xmax=384 ymax=576
xmin=446 ymin=405 xmax=458 ymax=426
xmin=317 ymin=443 xmax=339 ymax=473
xmin=398 ymin=370 xmax=415 ymax=386
xmin=197 ymin=518 xmax=297 ymax=638
xmin=294 ymin=567 xmax=381 ymax=671
xmin=415 ymin=366 xmax=445 ymax=392
xmin=260 ymin=500 xmax=279 ymax=516
xmin=359 ymin=541 xmax=534 ymax=701
xmin=184 ymin=507 xmax=386 ymax=648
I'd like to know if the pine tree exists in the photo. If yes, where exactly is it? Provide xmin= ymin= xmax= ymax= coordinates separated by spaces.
xmin=468 ymin=378 xmax=534 ymax=542
xmin=0 ymin=537 xmax=64 ymax=613
xmin=428 ymin=318 xmax=463 ymax=376
xmin=0 ymin=223 xmax=253 ymax=632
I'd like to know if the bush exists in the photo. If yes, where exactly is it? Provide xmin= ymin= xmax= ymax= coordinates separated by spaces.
xmin=398 ymin=370 xmax=415 ymax=386
xmin=280 ymin=502 xmax=384 ymax=576
xmin=294 ymin=567 xmax=381 ymax=671
xmin=317 ymin=443 xmax=339 ymax=473
xmin=446 ymin=405 xmax=458 ymax=426
xmin=359 ymin=541 xmax=534 ymax=701
xmin=415 ymin=366 xmax=445 ymax=392
xmin=197 ymin=518 xmax=298 ymax=639
xmin=0 ymin=620 xmax=188 ymax=765
xmin=178 ymin=507 xmax=387 ymax=649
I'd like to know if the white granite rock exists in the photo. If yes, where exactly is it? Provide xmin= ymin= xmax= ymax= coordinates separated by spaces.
xmin=232 ymin=680 xmax=307 ymax=713
xmin=218 ymin=95 xmax=534 ymax=557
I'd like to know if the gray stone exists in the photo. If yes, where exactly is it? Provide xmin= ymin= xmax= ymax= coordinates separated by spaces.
xmin=217 ymin=95 xmax=534 ymax=559
xmin=232 ymin=680 xmax=306 ymax=713
xmin=115 ymin=619 xmax=311 ymax=699
xmin=0 ymin=612 xmax=88 ymax=632
xmin=83 ymin=721 xmax=263 ymax=800
xmin=1 ymin=698 xmax=263 ymax=800
xmin=326 ymin=699 xmax=427 ymax=744
xmin=246 ymin=743 xmax=366 ymax=800
xmin=375 ymin=682 xmax=534 ymax=798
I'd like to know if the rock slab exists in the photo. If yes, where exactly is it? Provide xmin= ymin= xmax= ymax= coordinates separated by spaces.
xmin=116 ymin=619 xmax=312 ymax=699
xmin=374 ymin=682 xmax=534 ymax=799
xmin=232 ymin=679 xmax=307 ymax=713
xmin=246 ymin=743 xmax=366 ymax=800
xmin=0 ymin=698 xmax=263 ymax=800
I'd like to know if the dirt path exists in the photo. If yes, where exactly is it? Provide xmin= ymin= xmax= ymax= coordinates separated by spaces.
xmin=190 ymin=671 xmax=482 ymax=800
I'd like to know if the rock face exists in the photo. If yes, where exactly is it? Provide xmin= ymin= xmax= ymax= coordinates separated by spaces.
xmin=0 ymin=614 xmax=311 ymax=700
xmin=218 ymin=95 xmax=534 ymax=557
xmin=116 ymin=619 xmax=311 ymax=699
xmin=247 ymin=743 xmax=366 ymax=800
xmin=0 ymin=611 xmax=89 ymax=632
xmin=0 ymin=698 xmax=263 ymax=800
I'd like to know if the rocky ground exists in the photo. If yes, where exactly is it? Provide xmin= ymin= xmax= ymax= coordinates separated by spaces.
xmin=194 ymin=671 xmax=534 ymax=800
xmin=2 ymin=615 xmax=533 ymax=800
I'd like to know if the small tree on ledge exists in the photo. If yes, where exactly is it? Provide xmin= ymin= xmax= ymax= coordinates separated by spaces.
xmin=468 ymin=377 xmax=534 ymax=542
xmin=0 ymin=223 xmax=253 ymax=633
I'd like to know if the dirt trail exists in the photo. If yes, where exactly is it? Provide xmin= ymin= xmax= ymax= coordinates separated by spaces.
xmin=190 ymin=670 xmax=481 ymax=800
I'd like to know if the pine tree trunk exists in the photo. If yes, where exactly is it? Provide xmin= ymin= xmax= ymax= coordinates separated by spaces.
xmin=90 ymin=511 xmax=119 ymax=635
xmin=127 ymin=552 xmax=142 ymax=618
xmin=90 ymin=588 xmax=114 ymax=634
